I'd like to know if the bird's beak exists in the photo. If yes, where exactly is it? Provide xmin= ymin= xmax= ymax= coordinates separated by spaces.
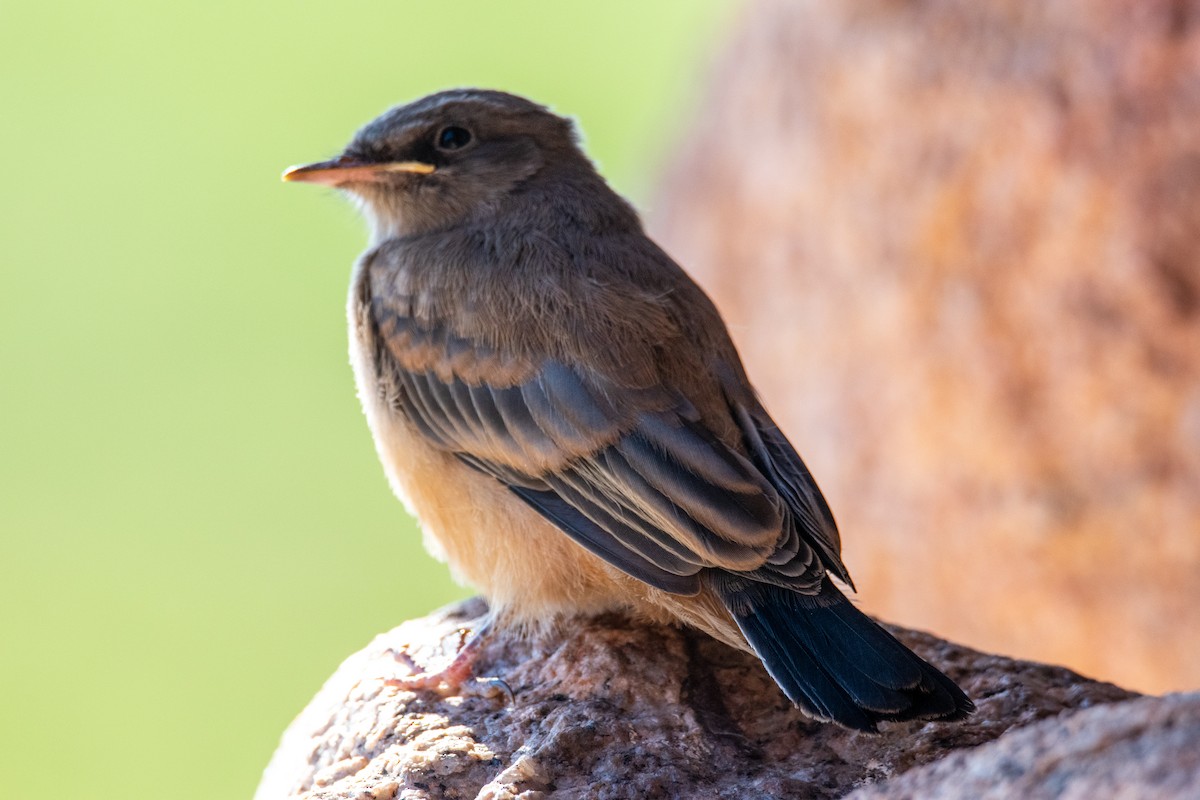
xmin=281 ymin=157 xmax=436 ymax=186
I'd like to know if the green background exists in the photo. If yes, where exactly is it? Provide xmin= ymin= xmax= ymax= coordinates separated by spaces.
xmin=0 ymin=2 xmax=731 ymax=797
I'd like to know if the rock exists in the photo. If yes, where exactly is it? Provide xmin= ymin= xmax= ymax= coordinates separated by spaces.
xmin=255 ymin=599 xmax=1138 ymax=800
xmin=649 ymin=0 xmax=1200 ymax=695
xmin=844 ymin=692 xmax=1200 ymax=800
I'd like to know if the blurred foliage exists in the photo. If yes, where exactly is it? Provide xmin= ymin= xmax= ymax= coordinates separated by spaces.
xmin=0 ymin=1 xmax=732 ymax=797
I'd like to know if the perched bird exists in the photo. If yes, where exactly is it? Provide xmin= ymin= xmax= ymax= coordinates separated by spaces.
xmin=283 ymin=89 xmax=973 ymax=731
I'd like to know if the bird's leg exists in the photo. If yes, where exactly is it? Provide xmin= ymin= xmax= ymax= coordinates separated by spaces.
xmin=384 ymin=617 xmax=511 ymax=700
xmin=386 ymin=622 xmax=486 ymax=691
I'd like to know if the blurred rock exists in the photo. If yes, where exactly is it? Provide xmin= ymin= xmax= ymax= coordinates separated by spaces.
xmin=844 ymin=692 xmax=1200 ymax=799
xmin=650 ymin=0 xmax=1200 ymax=694
xmin=255 ymin=599 xmax=1138 ymax=800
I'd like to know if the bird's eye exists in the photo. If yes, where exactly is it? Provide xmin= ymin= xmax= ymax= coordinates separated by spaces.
xmin=436 ymin=126 xmax=472 ymax=151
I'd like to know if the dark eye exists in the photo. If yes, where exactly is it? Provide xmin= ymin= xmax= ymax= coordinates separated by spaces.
xmin=436 ymin=126 xmax=472 ymax=150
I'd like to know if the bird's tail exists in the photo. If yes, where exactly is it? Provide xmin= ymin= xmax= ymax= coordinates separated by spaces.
xmin=714 ymin=576 xmax=975 ymax=732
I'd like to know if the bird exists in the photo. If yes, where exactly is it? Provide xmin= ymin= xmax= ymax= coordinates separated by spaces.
xmin=283 ymin=88 xmax=974 ymax=731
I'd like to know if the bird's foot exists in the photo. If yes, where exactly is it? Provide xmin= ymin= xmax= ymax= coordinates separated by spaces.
xmin=384 ymin=620 xmax=513 ymax=702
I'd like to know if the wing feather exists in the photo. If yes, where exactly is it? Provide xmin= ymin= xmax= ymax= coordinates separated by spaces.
xmin=370 ymin=280 xmax=846 ymax=595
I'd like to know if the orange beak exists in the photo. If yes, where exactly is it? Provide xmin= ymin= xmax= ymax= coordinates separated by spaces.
xmin=281 ymin=157 xmax=436 ymax=186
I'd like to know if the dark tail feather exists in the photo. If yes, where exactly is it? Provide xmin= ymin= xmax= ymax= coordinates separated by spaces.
xmin=714 ymin=576 xmax=975 ymax=732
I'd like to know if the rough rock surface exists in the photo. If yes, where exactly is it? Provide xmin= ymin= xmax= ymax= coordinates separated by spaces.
xmin=649 ymin=0 xmax=1200 ymax=694
xmin=256 ymin=599 xmax=1139 ymax=800
xmin=845 ymin=692 xmax=1200 ymax=800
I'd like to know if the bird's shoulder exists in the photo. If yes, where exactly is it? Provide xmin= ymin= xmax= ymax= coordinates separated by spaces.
xmin=362 ymin=220 xmax=736 ymax=389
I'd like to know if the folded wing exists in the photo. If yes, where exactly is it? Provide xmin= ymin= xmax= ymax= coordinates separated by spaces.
xmin=370 ymin=297 xmax=851 ymax=597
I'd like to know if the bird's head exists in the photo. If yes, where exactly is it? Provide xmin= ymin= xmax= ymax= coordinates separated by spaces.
xmin=283 ymin=89 xmax=587 ymax=240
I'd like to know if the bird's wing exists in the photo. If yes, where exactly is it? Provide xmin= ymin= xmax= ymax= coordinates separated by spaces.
xmin=727 ymin=398 xmax=852 ymax=589
xmin=366 ymin=264 xmax=847 ymax=596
